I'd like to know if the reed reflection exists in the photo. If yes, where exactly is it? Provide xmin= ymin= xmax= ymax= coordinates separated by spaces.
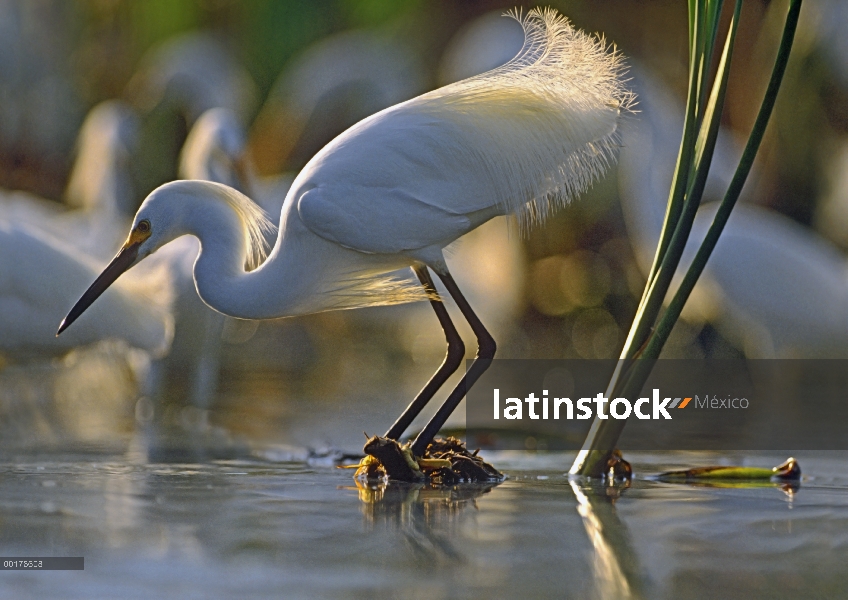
xmin=569 ymin=479 xmax=647 ymax=600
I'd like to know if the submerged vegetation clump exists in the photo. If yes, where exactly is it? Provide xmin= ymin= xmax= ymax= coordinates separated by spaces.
xmin=657 ymin=457 xmax=801 ymax=482
xmin=357 ymin=436 xmax=503 ymax=484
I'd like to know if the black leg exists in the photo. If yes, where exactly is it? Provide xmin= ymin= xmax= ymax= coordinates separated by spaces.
xmin=410 ymin=270 xmax=496 ymax=457
xmin=384 ymin=265 xmax=465 ymax=440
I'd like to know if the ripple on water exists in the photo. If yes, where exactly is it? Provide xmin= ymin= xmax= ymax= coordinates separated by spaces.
xmin=0 ymin=450 xmax=846 ymax=599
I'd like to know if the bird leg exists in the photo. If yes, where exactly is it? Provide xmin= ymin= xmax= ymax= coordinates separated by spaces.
xmin=384 ymin=265 xmax=465 ymax=440
xmin=409 ymin=270 xmax=496 ymax=457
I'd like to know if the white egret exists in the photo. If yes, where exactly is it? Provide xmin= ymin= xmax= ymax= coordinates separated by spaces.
xmin=0 ymin=100 xmax=174 ymax=359
xmin=620 ymin=68 xmax=848 ymax=357
xmin=126 ymin=32 xmax=258 ymax=124
xmin=171 ymin=26 xmax=515 ymax=346
xmin=0 ymin=101 xmax=137 ymax=260
xmin=0 ymin=219 xmax=172 ymax=357
xmin=58 ymin=9 xmax=631 ymax=455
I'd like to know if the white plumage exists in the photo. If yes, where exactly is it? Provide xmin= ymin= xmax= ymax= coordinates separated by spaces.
xmin=0 ymin=100 xmax=173 ymax=358
xmin=0 ymin=101 xmax=137 ymax=260
xmin=619 ymin=67 xmax=848 ymax=357
xmin=60 ymin=8 xmax=628 ymax=451
xmin=0 ymin=220 xmax=172 ymax=357
xmin=270 ymin=9 xmax=630 ymax=311
xmin=297 ymin=10 xmax=630 ymax=241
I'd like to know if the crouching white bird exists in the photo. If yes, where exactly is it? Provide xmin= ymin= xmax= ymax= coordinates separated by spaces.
xmin=1 ymin=220 xmax=172 ymax=358
xmin=57 ymin=9 xmax=632 ymax=456
xmin=0 ymin=100 xmax=138 ymax=260
xmin=0 ymin=101 xmax=173 ymax=359
xmin=619 ymin=68 xmax=848 ymax=357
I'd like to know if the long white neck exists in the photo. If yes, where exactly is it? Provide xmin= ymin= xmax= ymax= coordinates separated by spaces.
xmin=66 ymin=102 xmax=135 ymax=217
xmin=146 ymin=181 xmax=302 ymax=320
xmin=146 ymin=180 xmax=405 ymax=321
xmin=182 ymin=199 xmax=275 ymax=319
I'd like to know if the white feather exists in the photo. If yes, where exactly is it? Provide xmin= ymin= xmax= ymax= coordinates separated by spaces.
xmin=413 ymin=8 xmax=633 ymax=230
xmin=82 ymin=8 xmax=630 ymax=320
xmin=173 ymin=181 xmax=276 ymax=272
xmin=275 ymin=7 xmax=633 ymax=308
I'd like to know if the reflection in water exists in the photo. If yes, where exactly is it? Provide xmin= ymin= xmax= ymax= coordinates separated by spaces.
xmin=570 ymin=479 xmax=646 ymax=600
xmin=0 ymin=341 xmax=144 ymax=447
xmin=101 ymin=465 xmax=147 ymax=549
xmin=353 ymin=479 xmax=499 ymax=565
xmin=1 ymin=454 xmax=846 ymax=598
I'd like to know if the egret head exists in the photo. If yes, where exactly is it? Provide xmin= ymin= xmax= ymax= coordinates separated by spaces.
xmin=58 ymin=180 xmax=274 ymax=335
xmin=58 ymin=181 xmax=202 ymax=336
xmin=56 ymin=215 xmax=157 ymax=336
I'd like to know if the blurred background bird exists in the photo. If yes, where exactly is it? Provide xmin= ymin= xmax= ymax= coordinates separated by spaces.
xmin=0 ymin=98 xmax=173 ymax=446
xmin=619 ymin=69 xmax=848 ymax=358
xmin=162 ymin=107 xmax=252 ymax=419
xmin=0 ymin=101 xmax=138 ymax=259
xmin=0 ymin=216 xmax=173 ymax=447
xmin=0 ymin=220 xmax=172 ymax=359
xmin=247 ymin=27 xmax=426 ymax=178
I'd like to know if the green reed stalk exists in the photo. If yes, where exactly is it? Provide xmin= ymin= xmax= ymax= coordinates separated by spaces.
xmin=570 ymin=0 xmax=803 ymax=477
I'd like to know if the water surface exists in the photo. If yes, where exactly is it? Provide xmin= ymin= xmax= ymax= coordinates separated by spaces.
xmin=1 ymin=449 xmax=847 ymax=599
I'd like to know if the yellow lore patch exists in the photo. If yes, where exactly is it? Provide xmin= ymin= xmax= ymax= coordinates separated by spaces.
xmin=124 ymin=225 xmax=151 ymax=248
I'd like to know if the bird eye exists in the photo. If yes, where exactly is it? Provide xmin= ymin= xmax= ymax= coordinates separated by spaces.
xmin=137 ymin=220 xmax=151 ymax=234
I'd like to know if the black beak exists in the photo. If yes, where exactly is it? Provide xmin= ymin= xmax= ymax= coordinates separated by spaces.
xmin=57 ymin=241 xmax=141 ymax=335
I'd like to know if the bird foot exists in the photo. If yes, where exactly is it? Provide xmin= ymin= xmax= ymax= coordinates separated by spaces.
xmin=606 ymin=448 xmax=633 ymax=481
xmin=354 ymin=435 xmax=504 ymax=484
